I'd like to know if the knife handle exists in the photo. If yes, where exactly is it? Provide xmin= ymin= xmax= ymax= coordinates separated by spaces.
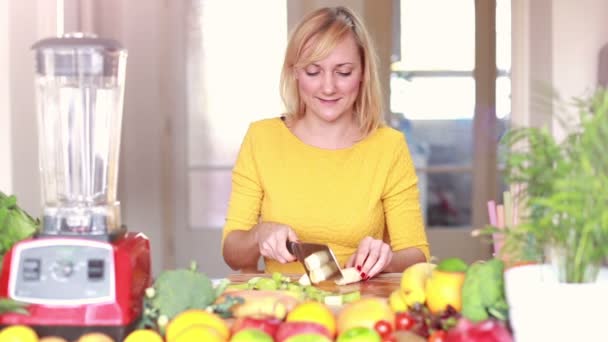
xmin=286 ymin=240 xmax=297 ymax=256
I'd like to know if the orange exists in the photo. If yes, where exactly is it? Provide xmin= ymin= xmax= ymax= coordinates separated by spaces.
xmin=337 ymin=298 xmax=394 ymax=334
xmin=0 ymin=325 xmax=38 ymax=342
xmin=286 ymin=301 xmax=336 ymax=337
xmin=166 ymin=309 xmax=229 ymax=342
xmin=123 ymin=329 xmax=163 ymax=342
xmin=425 ymin=270 xmax=466 ymax=313
xmin=173 ymin=324 xmax=224 ymax=342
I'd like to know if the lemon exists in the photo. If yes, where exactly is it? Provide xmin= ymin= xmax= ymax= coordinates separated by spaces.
xmin=76 ymin=332 xmax=114 ymax=342
xmin=425 ymin=270 xmax=466 ymax=313
xmin=0 ymin=325 xmax=38 ymax=342
xmin=166 ymin=309 xmax=229 ymax=342
xmin=286 ymin=301 xmax=336 ymax=337
xmin=173 ymin=324 xmax=223 ymax=342
xmin=123 ymin=329 xmax=163 ymax=342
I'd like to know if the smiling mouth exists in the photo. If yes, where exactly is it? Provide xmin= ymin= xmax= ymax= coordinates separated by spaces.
xmin=318 ymin=97 xmax=340 ymax=103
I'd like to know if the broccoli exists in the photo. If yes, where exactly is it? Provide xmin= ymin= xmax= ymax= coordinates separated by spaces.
xmin=139 ymin=262 xmax=241 ymax=332
xmin=461 ymin=259 xmax=509 ymax=322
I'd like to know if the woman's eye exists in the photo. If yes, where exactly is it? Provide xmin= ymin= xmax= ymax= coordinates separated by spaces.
xmin=337 ymin=71 xmax=352 ymax=77
xmin=305 ymin=71 xmax=320 ymax=76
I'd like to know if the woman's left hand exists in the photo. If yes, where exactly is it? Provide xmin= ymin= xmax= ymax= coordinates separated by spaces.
xmin=345 ymin=236 xmax=393 ymax=280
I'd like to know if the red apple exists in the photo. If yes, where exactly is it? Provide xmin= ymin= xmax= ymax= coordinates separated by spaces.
xmin=231 ymin=315 xmax=283 ymax=337
xmin=275 ymin=322 xmax=332 ymax=342
xmin=445 ymin=319 xmax=513 ymax=342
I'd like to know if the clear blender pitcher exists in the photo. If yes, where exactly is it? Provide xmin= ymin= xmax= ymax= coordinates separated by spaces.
xmin=33 ymin=33 xmax=127 ymax=238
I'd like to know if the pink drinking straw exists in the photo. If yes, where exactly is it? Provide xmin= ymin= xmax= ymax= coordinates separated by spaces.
xmin=487 ymin=200 xmax=497 ymax=226
xmin=493 ymin=204 xmax=506 ymax=256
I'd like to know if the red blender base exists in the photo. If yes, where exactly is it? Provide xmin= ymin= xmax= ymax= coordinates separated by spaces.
xmin=0 ymin=232 xmax=151 ymax=341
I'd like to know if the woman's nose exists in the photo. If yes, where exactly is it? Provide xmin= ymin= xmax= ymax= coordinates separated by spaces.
xmin=321 ymin=73 xmax=336 ymax=94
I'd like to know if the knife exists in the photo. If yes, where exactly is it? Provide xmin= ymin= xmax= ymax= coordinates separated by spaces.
xmin=286 ymin=240 xmax=343 ymax=283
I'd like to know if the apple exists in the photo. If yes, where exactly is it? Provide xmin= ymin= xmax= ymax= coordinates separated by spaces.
xmin=275 ymin=322 xmax=331 ymax=342
xmin=445 ymin=319 xmax=513 ymax=342
xmin=230 ymin=328 xmax=274 ymax=342
xmin=336 ymin=327 xmax=382 ymax=342
xmin=231 ymin=316 xmax=282 ymax=337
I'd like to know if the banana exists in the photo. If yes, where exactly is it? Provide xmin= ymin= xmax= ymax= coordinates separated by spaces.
xmin=309 ymin=263 xmax=338 ymax=284
xmin=298 ymin=273 xmax=311 ymax=286
xmin=400 ymin=262 xmax=436 ymax=307
xmin=335 ymin=267 xmax=362 ymax=285
xmin=218 ymin=290 xmax=301 ymax=319
xmin=304 ymin=251 xmax=330 ymax=270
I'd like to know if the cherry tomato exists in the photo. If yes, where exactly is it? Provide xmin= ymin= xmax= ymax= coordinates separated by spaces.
xmin=428 ymin=330 xmax=447 ymax=342
xmin=374 ymin=320 xmax=393 ymax=338
xmin=395 ymin=312 xmax=416 ymax=331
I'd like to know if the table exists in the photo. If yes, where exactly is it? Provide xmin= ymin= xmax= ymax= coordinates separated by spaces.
xmin=227 ymin=272 xmax=402 ymax=298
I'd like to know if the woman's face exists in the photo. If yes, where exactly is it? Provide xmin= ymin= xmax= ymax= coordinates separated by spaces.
xmin=296 ymin=34 xmax=362 ymax=124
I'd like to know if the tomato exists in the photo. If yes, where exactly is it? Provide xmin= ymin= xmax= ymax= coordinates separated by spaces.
xmin=374 ymin=320 xmax=393 ymax=338
xmin=428 ymin=330 xmax=447 ymax=342
xmin=395 ymin=312 xmax=415 ymax=331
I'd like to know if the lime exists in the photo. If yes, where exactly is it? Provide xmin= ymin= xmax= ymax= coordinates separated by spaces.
xmin=436 ymin=257 xmax=468 ymax=272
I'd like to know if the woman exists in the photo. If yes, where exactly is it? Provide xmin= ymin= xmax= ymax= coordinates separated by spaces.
xmin=222 ymin=6 xmax=429 ymax=280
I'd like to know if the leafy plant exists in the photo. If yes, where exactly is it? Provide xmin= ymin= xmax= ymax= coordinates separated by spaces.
xmin=494 ymin=87 xmax=608 ymax=283
xmin=0 ymin=191 xmax=39 ymax=268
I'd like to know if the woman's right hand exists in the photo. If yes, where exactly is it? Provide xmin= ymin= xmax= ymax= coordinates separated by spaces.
xmin=253 ymin=222 xmax=298 ymax=264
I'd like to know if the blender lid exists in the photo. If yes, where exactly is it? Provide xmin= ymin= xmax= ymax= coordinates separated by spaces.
xmin=32 ymin=33 xmax=127 ymax=77
xmin=32 ymin=32 xmax=124 ymax=52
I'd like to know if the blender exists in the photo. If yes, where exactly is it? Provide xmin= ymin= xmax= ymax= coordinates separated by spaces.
xmin=0 ymin=33 xmax=151 ymax=341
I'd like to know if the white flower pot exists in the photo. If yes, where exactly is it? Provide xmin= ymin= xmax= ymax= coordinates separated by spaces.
xmin=504 ymin=264 xmax=608 ymax=341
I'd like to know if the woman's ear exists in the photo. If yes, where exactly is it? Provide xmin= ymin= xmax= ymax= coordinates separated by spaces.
xmin=293 ymin=67 xmax=299 ymax=80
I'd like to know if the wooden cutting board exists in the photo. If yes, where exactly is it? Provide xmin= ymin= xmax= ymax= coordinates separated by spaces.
xmin=228 ymin=272 xmax=401 ymax=298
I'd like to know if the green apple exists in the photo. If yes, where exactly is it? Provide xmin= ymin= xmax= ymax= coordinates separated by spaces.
xmin=337 ymin=327 xmax=382 ymax=342
xmin=230 ymin=328 xmax=274 ymax=342
xmin=284 ymin=333 xmax=332 ymax=342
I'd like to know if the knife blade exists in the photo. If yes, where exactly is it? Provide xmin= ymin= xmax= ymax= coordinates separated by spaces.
xmin=286 ymin=240 xmax=343 ymax=283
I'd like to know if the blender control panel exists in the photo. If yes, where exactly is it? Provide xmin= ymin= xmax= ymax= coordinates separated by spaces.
xmin=10 ymin=239 xmax=115 ymax=305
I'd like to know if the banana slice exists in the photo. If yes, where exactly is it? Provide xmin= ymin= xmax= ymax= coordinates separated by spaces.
xmin=298 ymin=273 xmax=311 ymax=286
xmin=304 ymin=251 xmax=331 ymax=270
xmin=335 ymin=267 xmax=362 ymax=285
xmin=309 ymin=262 xmax=338 ymax=284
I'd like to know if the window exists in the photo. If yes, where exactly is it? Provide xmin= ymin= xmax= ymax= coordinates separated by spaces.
xmin=390 ymin=0 xmax=511 ymax=227
xmin=186 ymin=1 xmax=287 ymax=229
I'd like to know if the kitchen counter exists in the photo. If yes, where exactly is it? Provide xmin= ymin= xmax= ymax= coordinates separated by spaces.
xmin=228 ymin=272 xmax=402 ymax=298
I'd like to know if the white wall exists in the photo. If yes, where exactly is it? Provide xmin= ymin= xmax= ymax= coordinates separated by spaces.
xmin=512 ymin=0 xmax=608 ymax=135
xmin=0 ymin=0 xmax=11 ymax=194
xmin=3 ymin=1 xmax=58 ymax=211
xmin=552 ymin=0 xmax=608 ymax=99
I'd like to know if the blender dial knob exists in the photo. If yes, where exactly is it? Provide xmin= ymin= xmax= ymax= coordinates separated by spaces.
xmin=52 ymin=260 xmax=75 ymax=279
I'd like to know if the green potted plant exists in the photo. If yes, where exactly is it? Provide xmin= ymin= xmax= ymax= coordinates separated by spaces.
xmin=492 ymin=87 xmax=608 ymax=341
xmin=496 ymin=87 xmax=608 ymax=282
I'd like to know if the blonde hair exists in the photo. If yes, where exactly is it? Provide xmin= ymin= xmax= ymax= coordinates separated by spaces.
xmin=280 ymin=6 xmax=384 ymax=136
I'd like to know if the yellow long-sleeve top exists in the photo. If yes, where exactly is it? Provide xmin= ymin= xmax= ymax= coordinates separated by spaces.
xmin=222 ymin=117 xmax=429 ymax=274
